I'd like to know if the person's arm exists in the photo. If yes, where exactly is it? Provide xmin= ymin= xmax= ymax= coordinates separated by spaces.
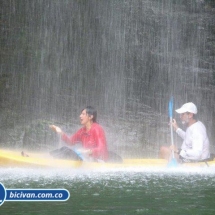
xmin=50 ymin=124 xmax=81 ymax=145
xmin=61 ymin=129 xmax=82 ymax=145
xmin=176 ymin=128 xmax=186 ymax=140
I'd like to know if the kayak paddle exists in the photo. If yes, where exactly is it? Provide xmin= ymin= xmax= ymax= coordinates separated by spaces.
xmin=167 ymin=97 xmax=178 ymax=167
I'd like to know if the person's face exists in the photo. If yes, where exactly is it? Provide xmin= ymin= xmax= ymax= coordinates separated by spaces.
xmin=180 ymin=112 xmax=192 ymax=125
xmin=80 ymin=109 xmax=93 ymax=126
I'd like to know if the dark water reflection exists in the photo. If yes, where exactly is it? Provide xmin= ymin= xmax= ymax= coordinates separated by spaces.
xmin=1 ymin=168 xmax=215 ymax=215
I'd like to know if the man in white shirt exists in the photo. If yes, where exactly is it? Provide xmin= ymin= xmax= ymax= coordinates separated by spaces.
xmin=160 ymin=102 xmax=210 ymax=162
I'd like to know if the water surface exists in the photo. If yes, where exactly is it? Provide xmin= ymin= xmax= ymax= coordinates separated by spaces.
xmin=1 ymin=167 xmax=215 ymax=215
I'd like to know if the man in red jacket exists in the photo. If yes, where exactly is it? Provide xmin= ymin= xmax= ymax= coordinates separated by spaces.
xmin=50 ymin=106 xmax=108 ymax=161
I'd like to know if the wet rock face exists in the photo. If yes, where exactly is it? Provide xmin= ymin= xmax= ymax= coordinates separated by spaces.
xmin=0 ymin=0 xmax=215 ymax=155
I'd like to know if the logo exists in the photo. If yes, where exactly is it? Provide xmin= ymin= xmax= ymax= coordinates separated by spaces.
xmin=0 ymin=183 xmax=70 ymax=206
xmin=0 ymin=183 xmax=6 ymax=206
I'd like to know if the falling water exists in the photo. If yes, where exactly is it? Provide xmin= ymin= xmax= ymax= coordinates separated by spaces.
xmin=0 ymin=0 xmax=215 ymax=157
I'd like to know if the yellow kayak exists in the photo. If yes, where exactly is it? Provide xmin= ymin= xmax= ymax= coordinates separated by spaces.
xmin=0 ymin=148 xmax=214 ymax=169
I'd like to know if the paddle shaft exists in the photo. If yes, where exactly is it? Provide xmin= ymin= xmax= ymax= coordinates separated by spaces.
xmin=170 ymin=116 xmax=174 ymax=158
xmin=168 ymin=97 xmax=175 ymax=159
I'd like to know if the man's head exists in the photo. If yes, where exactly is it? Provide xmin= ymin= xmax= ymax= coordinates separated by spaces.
xmin=175 ymin=102 xmax=197 ymax=125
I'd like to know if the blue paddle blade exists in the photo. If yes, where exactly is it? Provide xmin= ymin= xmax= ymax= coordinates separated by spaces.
xmin=167 ymin=158 xmax=178 ymax=168
xmin=73 ymin=149 xmax=84 ymax=161
xmin=168 ymin=97 xmax=173 ymax=118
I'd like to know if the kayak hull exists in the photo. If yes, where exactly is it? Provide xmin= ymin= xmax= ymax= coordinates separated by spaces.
xmin=0 ymin=149 xmax=214 ymax=169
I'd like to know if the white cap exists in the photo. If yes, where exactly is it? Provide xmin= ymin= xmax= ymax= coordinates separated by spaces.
xmin=175 ymin=102 xmax=197 ymax=114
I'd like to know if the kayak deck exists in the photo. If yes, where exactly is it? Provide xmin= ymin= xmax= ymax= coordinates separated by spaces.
xmin=0 ymin=149 xmax=214 ymax=169
xmin=0 ymin=149 xmax=82 ymax=168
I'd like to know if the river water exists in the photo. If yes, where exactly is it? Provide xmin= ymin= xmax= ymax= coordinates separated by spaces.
xmin=1 ymin=167 xmax=215 ymax=215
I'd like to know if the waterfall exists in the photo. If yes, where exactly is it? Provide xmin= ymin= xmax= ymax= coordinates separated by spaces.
xmin=1 ymin=0 xmax=215 ymax=157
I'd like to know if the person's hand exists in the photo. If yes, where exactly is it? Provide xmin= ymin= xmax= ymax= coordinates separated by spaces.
xmin=49 ymin=125 xmax=62 ymax=134
xmin=169 ymin=144 xmax=177 ymax=151
xmin=169 ymin=145 xmax=180 ymax=154
xmin=169 ymin=119 xmax=179 ymax=131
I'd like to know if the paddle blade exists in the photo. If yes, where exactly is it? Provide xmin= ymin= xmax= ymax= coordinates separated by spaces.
xmin=168 ymin=97 xmax=174 ymax=118
xmin=167 ymin=158 xmax=178 ymax=168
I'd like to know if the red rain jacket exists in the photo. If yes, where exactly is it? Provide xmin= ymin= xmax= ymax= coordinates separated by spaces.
xmin=61 ymin=123 xmax=108 ymax=161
